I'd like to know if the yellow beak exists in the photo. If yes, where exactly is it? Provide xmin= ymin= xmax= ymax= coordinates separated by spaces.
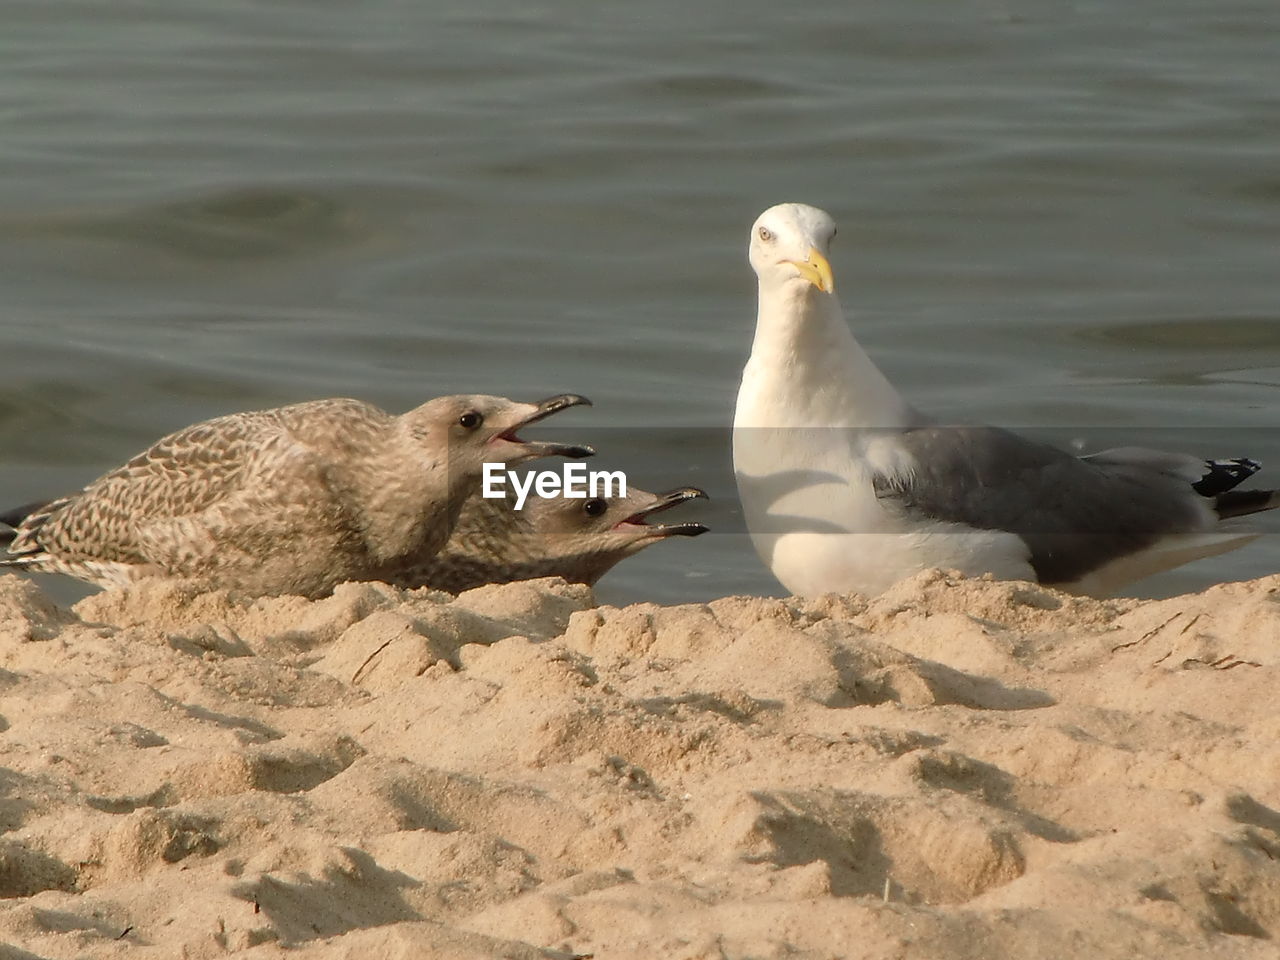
xmin=784 ymin=248 xmax=835 ymax=293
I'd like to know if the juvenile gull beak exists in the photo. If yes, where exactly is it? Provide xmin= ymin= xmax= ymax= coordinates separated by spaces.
xmin=785 ymin=248 xmax=835 ymax=293
xmin=614 ymin=486 xmax=710 ymax=537
xmin=493 ymin=394 xmax=595 ymax=459
xmin=530 ymin=394 xmax=593 ymax=421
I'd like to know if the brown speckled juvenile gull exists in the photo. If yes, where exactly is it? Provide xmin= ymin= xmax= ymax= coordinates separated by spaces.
xmin=0 ymin=393 xmax=593 ymax=598
xmin=396 ymin=484 xmax=708 ymax=593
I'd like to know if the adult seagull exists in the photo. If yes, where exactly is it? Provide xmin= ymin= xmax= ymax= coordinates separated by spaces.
xmin=732 ymin=202 xmax=1278 ymax=597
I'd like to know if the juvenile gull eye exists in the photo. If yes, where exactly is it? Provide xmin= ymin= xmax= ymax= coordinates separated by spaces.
xmin=758 ymin=226 xmax=774 ymax=242
xmin=583 ymin=498 xmax=607 ymax=517
xmin=458 ymin=411 xmax=482 ymax=429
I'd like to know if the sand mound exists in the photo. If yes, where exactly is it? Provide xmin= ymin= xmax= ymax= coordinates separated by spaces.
xmin=1 ymin=569 xmax=1279 ymax=958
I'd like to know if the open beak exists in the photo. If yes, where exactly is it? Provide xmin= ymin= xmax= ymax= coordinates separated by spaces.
xmin=492 ymin=394 xmax=595 ymax=460
xmin=613 ymin=486 xmax=709 ymax=537
xmin=784 ymin=247 xmax=835 ymax=293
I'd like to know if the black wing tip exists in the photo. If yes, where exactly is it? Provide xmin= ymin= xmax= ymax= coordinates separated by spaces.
xmin=1193 ymin=457 xmax=1262 ymax=497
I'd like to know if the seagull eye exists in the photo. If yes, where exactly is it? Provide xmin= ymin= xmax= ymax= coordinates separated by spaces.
xmin=458 ymin=411 xmax=482 ymax=429
xmin=758 ymin=226 xmax=774 ymax=242
xmin=583 ymin=498 xmax=607 ymax=517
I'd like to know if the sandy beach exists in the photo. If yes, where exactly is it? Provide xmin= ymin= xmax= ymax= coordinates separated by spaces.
xmin=1 ymin=569 xmax=1279 ymax=958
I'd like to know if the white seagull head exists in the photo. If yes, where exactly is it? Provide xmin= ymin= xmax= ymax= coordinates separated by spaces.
xmin=748 ymin=203 xmax=838 ymax=295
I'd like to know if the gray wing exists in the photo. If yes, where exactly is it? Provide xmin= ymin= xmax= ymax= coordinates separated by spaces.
xmin=872 ymin=426 xmax=1216 ymax=583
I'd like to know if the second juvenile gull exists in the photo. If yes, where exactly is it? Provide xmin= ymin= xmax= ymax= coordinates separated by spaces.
xmin=1 ymin=393 xmax=593 ymax=598
xmin=397 ymin=483 xmax=708 ymax=593
xmin=733 ymin=202 xmax=1279 ymax=597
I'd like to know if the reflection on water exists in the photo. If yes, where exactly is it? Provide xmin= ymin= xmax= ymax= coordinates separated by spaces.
xmin=1078 ymin=316 xmax=1280 ymax=352
xmin=2 ymin=0 xmax=1279 ymax=604
xmin=71 ymin=189 xmax=355 ymax=260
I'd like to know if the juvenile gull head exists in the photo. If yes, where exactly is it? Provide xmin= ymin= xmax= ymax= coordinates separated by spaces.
xmin=397 ymin=484 xmax=708 ymax=593
xmin=1 ymin=392 xmax=593 ymax=598
xmin=395 ymin=393 xmax=594 ymax=492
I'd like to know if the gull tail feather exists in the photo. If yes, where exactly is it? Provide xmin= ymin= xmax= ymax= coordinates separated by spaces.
xmin=1 ymin=498 xmax=60 ymax=555
xmin=0 ymin=500 xmax=51 ymax=530
xmin=1215 ymin=488 xmax=1280 ymax=520
xmin=0 ymin=555 xmax=43 ymax=570
xmin=1064 ymin=532 xmax=1261 ymax=597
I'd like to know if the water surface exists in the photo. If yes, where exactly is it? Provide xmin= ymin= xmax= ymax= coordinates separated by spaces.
xmin=3 ymin=1 xmax=1278 ymax=605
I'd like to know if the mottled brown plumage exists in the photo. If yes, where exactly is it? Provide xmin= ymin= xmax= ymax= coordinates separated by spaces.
xmin=397 ymin=484 xmax=708 ymax=593
xmin=2 ymin=393 xmax=593 ymax=598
